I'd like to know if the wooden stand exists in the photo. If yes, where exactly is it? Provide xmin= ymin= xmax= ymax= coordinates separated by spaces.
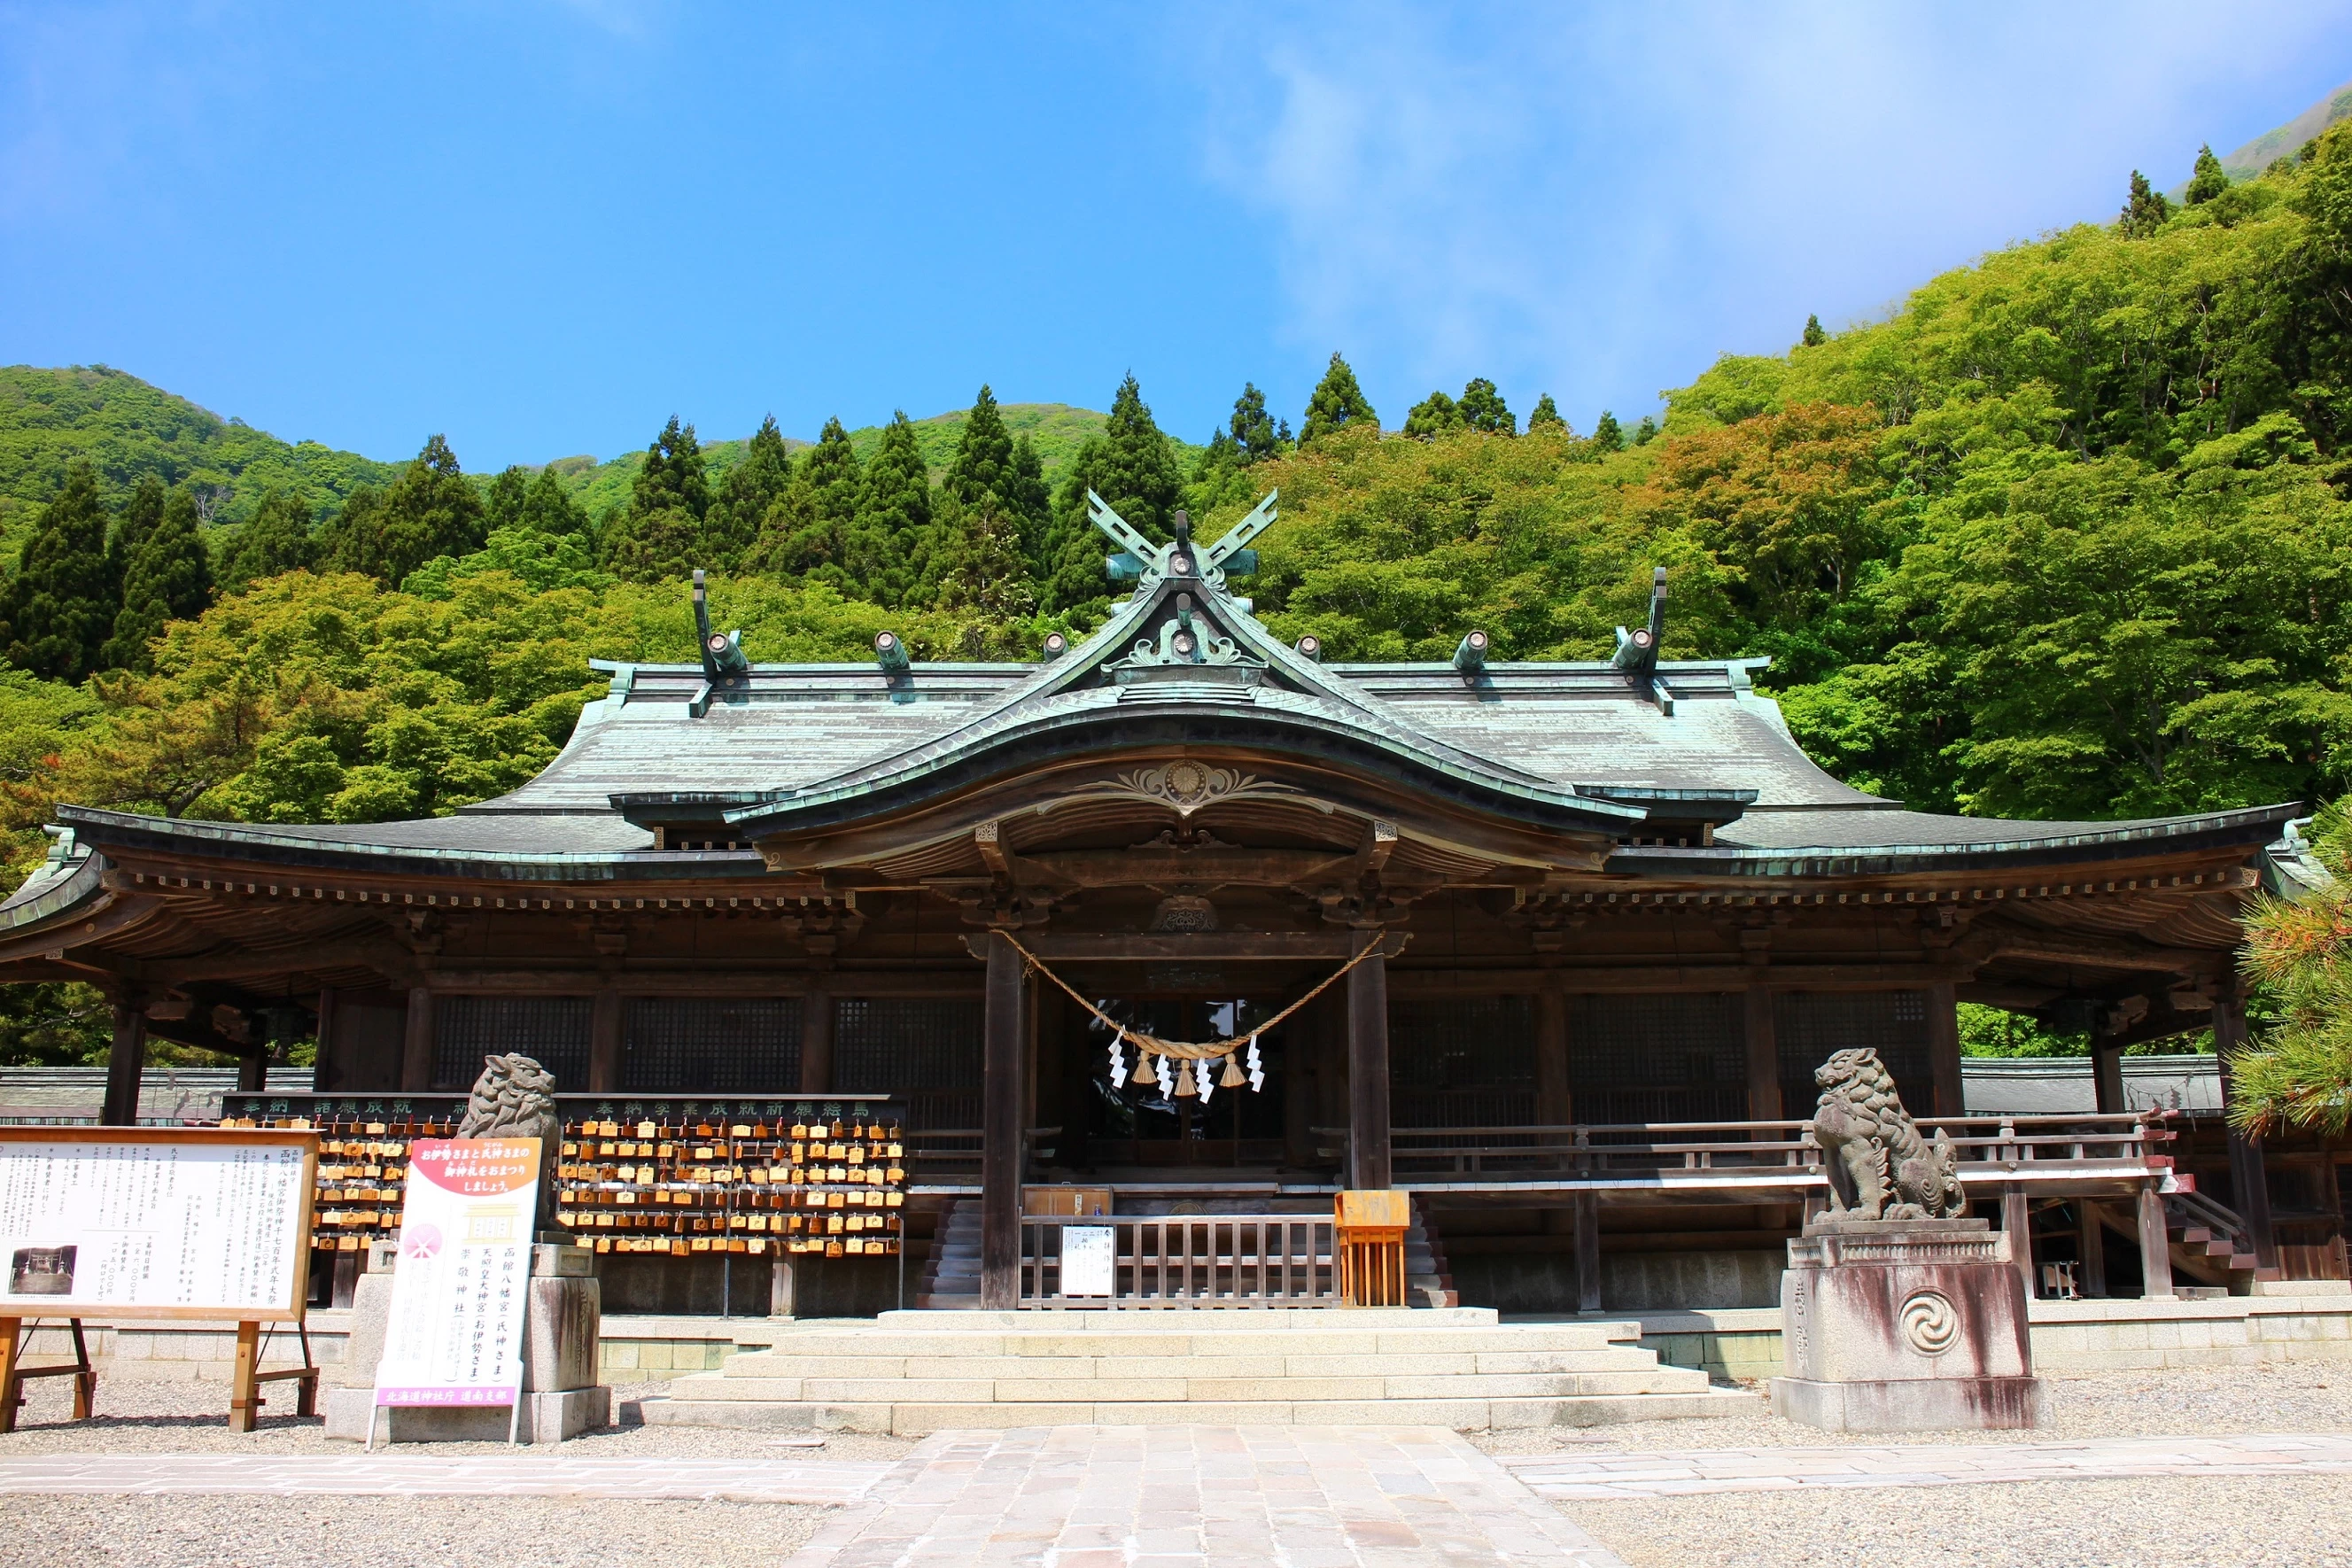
xmin=228 ymin=1319 xmax=321 ymax=1432
xmin=1335 ymin=1190 xmax=1409 ymax=1308
xmin=0 ymin=1317 xmax=97 ymax=1434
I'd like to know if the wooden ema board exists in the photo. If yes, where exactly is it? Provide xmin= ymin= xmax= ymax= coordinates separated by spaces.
xmin=0 ymin=1126 xmax=320 ymax=1434
xmin=1335 ymin=1189 xmax=1409 ymax=1308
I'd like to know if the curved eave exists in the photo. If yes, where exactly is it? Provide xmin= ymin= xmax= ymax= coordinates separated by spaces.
xmin=49 ymin=806 xmax=767 ymax=886
xmin=0 ymin=847 xmax=107 ymax=934
xmin=714 ymin=697 xmax=1651 ymax=841
xmin=1608 ymin=803 xmax=2298 ymax=879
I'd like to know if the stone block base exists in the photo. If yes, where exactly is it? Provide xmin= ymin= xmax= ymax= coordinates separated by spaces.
xmin=322 ymin=1385 xmax=610 ymax=1444
xmin=1770 ymin=1374 xmax=2048 ymax=1432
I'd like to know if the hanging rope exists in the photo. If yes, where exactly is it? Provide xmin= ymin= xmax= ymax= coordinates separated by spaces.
xmin=997 ymin=928 xmax=1409 ymax=1060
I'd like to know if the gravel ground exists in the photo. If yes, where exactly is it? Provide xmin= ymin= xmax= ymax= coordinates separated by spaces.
xmin=1569 ymin=1476 xmax=2352 ymax=1568
xmin=0 ymin=1376 xmax=919 ymax=1463
xmin=0 ymin=1494 xmax=827 ymax=1568
xmin=1474 ymin=1362 xmax=2352 ymax=1454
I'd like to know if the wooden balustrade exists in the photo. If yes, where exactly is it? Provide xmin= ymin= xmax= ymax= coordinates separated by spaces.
xmin=1016 ymin=1214 xmax=1336 ymax=1308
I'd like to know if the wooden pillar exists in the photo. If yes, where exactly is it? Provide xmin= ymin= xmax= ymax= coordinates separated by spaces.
xmin=101 ymin=995 xmax=146 ymax=1127
xmin=236 ymin=1046 xmax=267 ymax=1093
xmin=588 ymin=989 xmax=624 ymax=1094
xmin=2212 ymin=993 xmax=2279 ymax=1272
xmin=2002 ymin=1184 xmax=2034 ymax=1300
xmin=227 ymin=1319 xmax=262 ymax=1433
xmin=1928 ymin=981 xmax=1964 ymax=1121
xmin=1572 ymin=1190 xmax=1602 ymax=1314
xmin=1535 ymin=989 xmax=1572 ymax=1126
xmin=2137 ymin=1181 xmax=2176 ymax=1299
xmin=800 ymin=985 xmax=834 ymax=1094
xmin=310 ymin=987 xmax=338 ymax=1091
xmin=1743 ymin=984 xmax=1781 ymax=1122
xmin=2077 ymin=1200 xmax=2108 ymax=1299
xmin=980 ymin=932 xmax=1023 ymax=1310
xmin=400 ymin=987 xmax=434 ymax=1091
xmin=1346 ymin=930 xmax=1392 ymax=1192
xmin=770 ymin=1252 xmax=799 ymax=1319
xmin=2092 ymin=1043 xmax=2127 ymax=1115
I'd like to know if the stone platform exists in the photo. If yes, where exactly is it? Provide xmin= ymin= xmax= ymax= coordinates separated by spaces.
xmin=636 ymin=1308 xmax=1755 ymax=1434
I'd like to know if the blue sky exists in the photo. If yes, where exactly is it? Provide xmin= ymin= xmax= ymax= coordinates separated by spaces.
xmin=4 ymin=3 xmax=2351 ymax=471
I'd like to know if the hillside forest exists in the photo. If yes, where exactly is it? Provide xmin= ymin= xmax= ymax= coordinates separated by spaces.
xmin=8 ymin=128 xmax=2352 ymax=1066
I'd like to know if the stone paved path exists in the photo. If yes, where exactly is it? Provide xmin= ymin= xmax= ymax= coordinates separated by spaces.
xmin=0 ymin=1454 xmax=891 ymax=1504
xmin=785 ymin=1426 xmax=1630 ymax=1568
xmin=1502 ymin=1432 xmax=2352 ymax=1498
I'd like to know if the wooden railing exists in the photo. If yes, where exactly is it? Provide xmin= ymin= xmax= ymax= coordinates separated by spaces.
xmin=1017 ymin=1214 xmax=1336 ymax=1308
xmin=1318 ymin=1113 xmax=2172 ymax=1191
xmin=906 ymin=1127 xmax=1058 ymax=1176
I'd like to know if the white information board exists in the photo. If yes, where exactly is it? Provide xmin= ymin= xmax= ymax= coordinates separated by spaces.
xmin=1061 ymin=1224 xmax=1115 ymax=1297
xmin=374 ymin=1137 xmax=540 ymax=1409
xmin=0 ymin=1127 xmax=316 ymax=1321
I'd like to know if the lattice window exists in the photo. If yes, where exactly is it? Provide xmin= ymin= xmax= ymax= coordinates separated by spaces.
xmin=431 ymin=995 xmax=593 ymax=1091
xmin=1391 ymin=997 xmax=1535 ymax=1128
xmin=836 ymin=997 xmax=984 ymax=1129
xmin=1776 ymin=990 xmax=1935 ymax=1122
xmin=622 ymin=997 xmax=802 ymax=1093
xmin=1567 ymin=992 xmax=1746 ymax=1125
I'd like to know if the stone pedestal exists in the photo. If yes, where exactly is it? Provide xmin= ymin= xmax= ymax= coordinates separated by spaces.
xmin=1771 ymin=1218 xmax=2047 ymax=1431
xmin=325 ymin=1241 xmax=610 ymax=1445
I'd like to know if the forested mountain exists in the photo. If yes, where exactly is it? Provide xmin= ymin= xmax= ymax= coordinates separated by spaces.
xmin=9 ymin=125 xmax=2352 ymax=887
xmin=2216 ymin=79 xmax=2352 ymax=182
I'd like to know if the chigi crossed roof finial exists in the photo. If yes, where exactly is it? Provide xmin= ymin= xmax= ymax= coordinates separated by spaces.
xmin=1091 ymin=488 xmax=1277 ymax=601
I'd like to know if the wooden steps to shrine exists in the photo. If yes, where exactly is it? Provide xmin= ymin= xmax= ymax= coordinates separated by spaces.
xmin=633 ymin=1308 xmax=1757 ymax=1434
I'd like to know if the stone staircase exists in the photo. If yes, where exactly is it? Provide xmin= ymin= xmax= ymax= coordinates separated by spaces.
xmin=916 ymin=1197 xmax=1459 ymax=1308
xmin=634 ymin=1307 xmax=1757 ymax=1434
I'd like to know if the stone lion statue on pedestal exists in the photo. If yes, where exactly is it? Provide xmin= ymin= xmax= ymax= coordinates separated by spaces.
xmin=457 ymin=1052 xmax=562 ymax=1235
xmin=1811 ymin=1047 xmax=1965 ymax=1221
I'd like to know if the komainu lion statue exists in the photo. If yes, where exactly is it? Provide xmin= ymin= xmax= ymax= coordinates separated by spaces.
xmin=457 ymin=1052 xmax=562 ymax=1233
xmin=1811 ymin=1047 xmax=1966 ymax=1221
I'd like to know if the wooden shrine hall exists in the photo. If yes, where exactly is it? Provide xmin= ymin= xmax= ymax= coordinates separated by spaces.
xmin=0 ymin=492 xmax=2323 ymax=1313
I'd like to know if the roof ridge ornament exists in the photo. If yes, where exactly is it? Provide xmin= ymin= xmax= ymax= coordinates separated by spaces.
xmin=689 ymin=568 xmax=749 ymax=718
xmin=1093 ymin=489 xmax=1277 ymax=602
xmin=1613 ymin=567 xmax=1675 ymax=716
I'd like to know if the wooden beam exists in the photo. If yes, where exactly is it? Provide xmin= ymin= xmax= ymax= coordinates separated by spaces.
xmin=979 ymin=931 xmax=1023 ymax=1311
xmin=800 ymin=983 xmax=834 ymax=1094
xmin=1743 ymin=984 xmax=1781 ymax=1122
xmin=1573 ymin=1190 xmax=1602 ymax=1313
xmin=2137 ymin=1182 xmax=2175 ymax=1299
xmin=1346 ymin=930 xmax=1392 ymax=1192
xmin=1929 ymin=981 xmax=1963 ymax=1120
xmin=589 ymin=988 xmax=623 ymax=1094
xmin=101 ymin=996 xmax=146 ymax=1126
xmin=2212 ymin=993 xmax=2280 ymax=1274
xmin=400 ymin=987 xmax=434 ymax=1091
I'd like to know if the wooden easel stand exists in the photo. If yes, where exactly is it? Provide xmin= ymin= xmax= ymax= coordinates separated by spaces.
xmin=0 ymin=1317 xmax=97 ymax=1434
xmin=229 ymin=1320 xmax=321 ymax=1433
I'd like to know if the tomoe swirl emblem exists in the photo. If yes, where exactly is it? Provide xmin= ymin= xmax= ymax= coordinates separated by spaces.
xmin=1899 ymin=1289 xmax=1960 ymax=1356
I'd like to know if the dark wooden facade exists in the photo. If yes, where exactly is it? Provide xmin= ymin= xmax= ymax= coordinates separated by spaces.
xmin=0 ymin=499 xmax=2323 ymax=1309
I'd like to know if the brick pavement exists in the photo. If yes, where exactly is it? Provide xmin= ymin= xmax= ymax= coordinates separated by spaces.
xmin=1502 ymin=1432 xmax=2352 ymax=1498
xmin=784 ymin=1426 xmax=1632 ymax=1568
xmin=0 ymin=1454 xmax=890 ymax=1504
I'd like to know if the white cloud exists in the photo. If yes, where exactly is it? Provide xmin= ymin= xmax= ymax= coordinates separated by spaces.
xmin=1191 ymin=2 xmax=2352 ymax=425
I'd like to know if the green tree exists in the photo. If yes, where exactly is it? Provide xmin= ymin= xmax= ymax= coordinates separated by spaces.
xmin=1591 ymin=410 xmax=1625 ymax=452
xmin=2118 ymin=170 xmax=2172 ymax=237
xmin=2228 ymin=802 xmax=2352 ymax=1137
xmin=850 ymin=411 xmax=932 ymax=606
xmin=1458 ymin=378 xmax=1515 ymax=434
xmin=1301 ymin=353 xmax=1378 ymax=446
xmin=318 ymin=435 xmax=486 ymax=586
xmin=602 ymin=417 xmax=712 ymax=583
xmin=924 ymin=386 xmax=1043 ymax=611
xmin=104 ymin=487 xmax=213 ymax=671
xmin=706 ymin=415 xmax=796 ymax=567
xmin=1404 ymin=390 xmax=1463 ymax=439
xmin=1801 ymin=314 xmax=1828 ymax=347
xmin=1038 ymin=376 xmax=1182 ymax=612
xmin=1226 ymin=383 xmax=1289 ymax=462
xmin=221 ymin=487 xmax=316 ymax=589
xmin=2185 ymin=143 xmax=2230 ymax=206
xmin=747 ymin=416 xmax=860 ymax=582
xmin=934 ymin=496 xmax=1037 ymax=656
xmin=1526 ymin=394 xmax=1568 ymax=433
xmin=484 ymin=466 xmax=531 ymax=532
xmin=516 ymin=468 xmax=590 ymax=537
xmin=1634 ymin=415 xmax=1660 ymax=446
xmin=108 ymin=476 xmax=167 ymax=586
xmin=2 ymin=463 xmax=118 ymax=680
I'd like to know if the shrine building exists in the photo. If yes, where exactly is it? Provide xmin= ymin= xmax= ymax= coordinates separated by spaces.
xmin=0 ymin=493 xmax=2327 ymax=1313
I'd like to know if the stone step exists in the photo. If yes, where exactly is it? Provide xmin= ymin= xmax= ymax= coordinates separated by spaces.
xmin=710 ymin=1346 xmax=1667 ymax=1381
xmin=633 ymin=1386 xmax=1758 ymax=1434
xmin=719 ymin=1327 xmax=1634 ymax=1361
xmin=671 ymin=1366 xmax=1709 ymax=1404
